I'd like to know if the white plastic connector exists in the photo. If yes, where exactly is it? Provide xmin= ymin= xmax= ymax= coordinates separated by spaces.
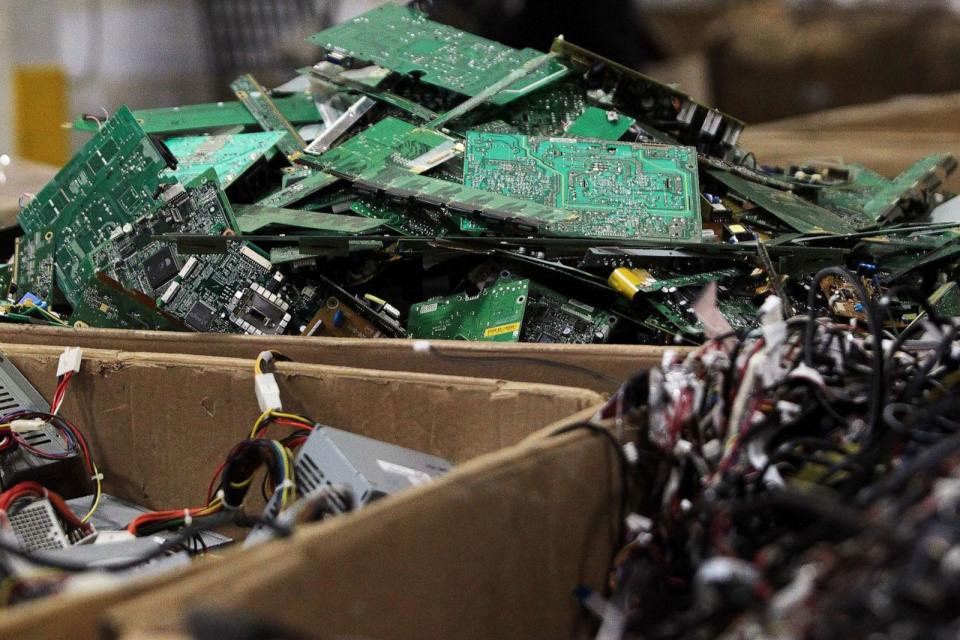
xmin=255 ymin=373 xmax=283 ymax=413
xmin=56 ymin=347 xmax=82 ymax=378
xmin=411 ymin=340 xmax=432 ymax=354
xmin=10 ymin=418 xmax=46 ymax=433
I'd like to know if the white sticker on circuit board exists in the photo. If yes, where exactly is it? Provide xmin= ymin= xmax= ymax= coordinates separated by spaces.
xmin=377 ymin=460 xmax=433 ymax=486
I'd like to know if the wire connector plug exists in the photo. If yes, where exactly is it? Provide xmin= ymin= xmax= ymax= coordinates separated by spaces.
xmin=255 ymin=373 xmax=283 ymax=413
xmin=56 ymin=347 xmax=82 ymax=378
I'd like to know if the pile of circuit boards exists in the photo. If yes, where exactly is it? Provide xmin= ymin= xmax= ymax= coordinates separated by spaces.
xmin=5 ymin=2 xmax=959 ymax=345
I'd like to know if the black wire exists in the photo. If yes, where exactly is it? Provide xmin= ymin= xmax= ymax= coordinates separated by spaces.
xmin=803 ymin=267 xmax=884 ymax=436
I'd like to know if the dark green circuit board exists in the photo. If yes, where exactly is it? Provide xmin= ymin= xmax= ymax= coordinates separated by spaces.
xmin=70 ymin=273 xmax=189 ymax=331
xmin=231 ymin=74 xmax=306 ymax=157
xmin=709 ymin=170 xmax=856 ymax=235
xmin=17 ymin=106 xmax=174 ymax=306
xmin=164 ymin=131 xmax=285 ymax=187
xmin=71 ymin=94 xmax=321 ymax=135
xmin=815 ymin=155 xmax=958 ymax=224
xmin=350 ymin=198 xmax=448 ymax=237
xmin=256 ymin=170 xmax=339 ymax=208
xmin=305 ymin=117 xmax=576 ymax=233
xmin=309 ymin=3 xmax=568 ymax=106
xmin=520 ymin=283 xmax=617 ymax=344
xmin=408 ymin=278 xmax=530 ymax=341
xmin=565 ymin=106 xmax=635 ymax=141
xmin=310 ymin=116 xmax=460 ymax=179
xmin=650 ymin=287 xmax=759 ymax=335
xmin=13 ymin=232 xmax=56 ymax=301
xmin=81 ymin=171 xmax=238 ymax=299
xmin=233 ymin=204 xmax=386 ymax=234
xmin=464 ymin=133 xmax=701 ymax=239
xmin=155 ymin=242 xmax=318 ymax=335
xmin=550 ymin=37 xmax=744 ymax=159
xmin=502 ymin=78 xmax=587 ymax=136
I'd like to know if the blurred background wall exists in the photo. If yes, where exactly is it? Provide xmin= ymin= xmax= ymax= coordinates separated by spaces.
xmin=2 ymin=0 xmax=960 ymax=165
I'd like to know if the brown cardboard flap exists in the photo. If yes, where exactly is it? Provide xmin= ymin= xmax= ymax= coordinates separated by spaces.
xmin=0 ymin=349 xmax=602 ymax=640
xmin=104 ymin=410 xmax=620 ymax=640
xmin=0 ymin=325 xmax=663 ymax=392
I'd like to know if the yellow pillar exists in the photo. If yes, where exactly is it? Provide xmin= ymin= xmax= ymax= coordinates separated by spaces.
xmin=14 ymin=65 xmax=69 ymax=167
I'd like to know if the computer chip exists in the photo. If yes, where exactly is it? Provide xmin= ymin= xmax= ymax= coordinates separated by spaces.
xmin=229 ymin=284 xmax=292 ymax=335
xmin=184 ymin=301 xmax=215 ymax=331
xmin=143 ymin=246 xmax=179 ymax=291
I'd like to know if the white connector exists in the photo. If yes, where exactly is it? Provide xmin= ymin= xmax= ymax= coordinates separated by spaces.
xmin=255 ymin=373 xmax=283 ymax=413
xmin=10 ymin=418 xmax=46 ymax=433
xmin=56 ymin=347 xmax=83 ymax=378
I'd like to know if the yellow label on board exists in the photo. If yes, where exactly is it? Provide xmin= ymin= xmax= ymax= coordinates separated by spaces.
xmin=483 ymin=322 xmax=521 ymax=337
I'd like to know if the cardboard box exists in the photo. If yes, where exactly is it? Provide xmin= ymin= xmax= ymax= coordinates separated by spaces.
xmin=96 ymin=411 xmax=620 ymax=640
xmin=0 ymin=344 xmax=603 ymax=639
xmin=0 ymin=325 xmax=663 ymax=393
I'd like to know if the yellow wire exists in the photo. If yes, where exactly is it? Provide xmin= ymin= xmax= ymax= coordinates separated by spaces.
xmin=80 ymin=464 xmax=102 ymax=524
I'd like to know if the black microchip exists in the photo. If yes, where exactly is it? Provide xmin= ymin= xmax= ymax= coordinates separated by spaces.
xmin=143 ymin=246 xmax=179 ymax=290
xmin=242 ymin=293 xmax=287 ymax=329
xmin=184 ymin=301 xmax=215 ymax=331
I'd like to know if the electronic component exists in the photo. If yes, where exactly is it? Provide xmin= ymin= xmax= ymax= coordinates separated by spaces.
xmin=408 ymin=279 xmax=530 ymax=342
xmin=143 ymin=246 xmax=180 ymax=291
xmin=295 ymin=426 xmax=452 ymax=507
xmin=231 ymin=74 xmax=306 ymax=158
xmin=164 ymin=131 xmax=285 ymax=187
xmin=464 ymin=133 xmax=701 ymax=240
xmin=228 ymin=283 xmax=292 ymax=335
xmin=71 ymin=94 xmax=322 ymax=135
xmin=550 ymin=36 xmax=744 ymax=159
xmin=520 ymin=284 xmax=617 ymax=344
xmin=16 ymin=107 xmax=173 ymax=307
xmin=309 ymin=3 xmax=567 ymax=106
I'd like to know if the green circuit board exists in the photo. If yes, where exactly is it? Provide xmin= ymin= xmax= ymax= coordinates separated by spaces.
xmin=154 ymin=242 xmax=304 ymax=334
xmin=256 ymin=170 xmax=339 ymax=208
xmin=82 ymin=171 xmax=238 ymax=299
xmin=565 ymin=106 xmax=635 ymax=141
xmin=816 ymin=155 xmax=958 ymax=225
xmin=650 ymin=287 xmax=759 ymax=335
xmin=307 ymin=117 xmax=576 ymax=233
xmin=710 ymin=170 xmax=856 ymax=235
xmin=231 ymin=74 xmax=306 ymax=157
xmin=312 ymin=116 xmax=460 ymax=179
xmin=233 ymin=204 xmax=386 ymax=234
xmin=408 ymin=278 xmax=530 ymax=341
xmin=502 ymin=78 xmax=588 ymax=136
xmin=350 ymin=198 xmax=448 ymax=237
xmin=71 ymin=94 xmax=322 ymax=135
xmin=164 ymin=131 xmax=285 ymax=187
xmin=13 ymin=232 xmax=56 ymax=301
xmin=633 ymin=267 xmax=744 ymax=294
xmin=17 ymin=106 xmax=173 ymax=305
xmin=70 ymin=272 xmax=189 ymax=331
xmin=549 ymin=37 xmax=743 ymax=158
xmin=520 ymin=283 xmax=617 ymax=344
xmin=464 ymin=132 xmax=701 ymax=239
xmin=309 ymin=3 xmax=568 ymax=106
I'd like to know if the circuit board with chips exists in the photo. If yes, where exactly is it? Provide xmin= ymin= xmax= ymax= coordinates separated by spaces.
xmin=82 ymin=171 xmax=238 ymax=299
xmin=520 ymin=283 xmax=618 ymax=343
xmin=309 ymin=3 xmax=568 ymax=106
xmin=16 ymin=106 xmax=175 ymax=306
xmin=464 ymin=133 xmax=701 ymax=239
xmin=408 ymin=279 xmax=530 ymax=341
